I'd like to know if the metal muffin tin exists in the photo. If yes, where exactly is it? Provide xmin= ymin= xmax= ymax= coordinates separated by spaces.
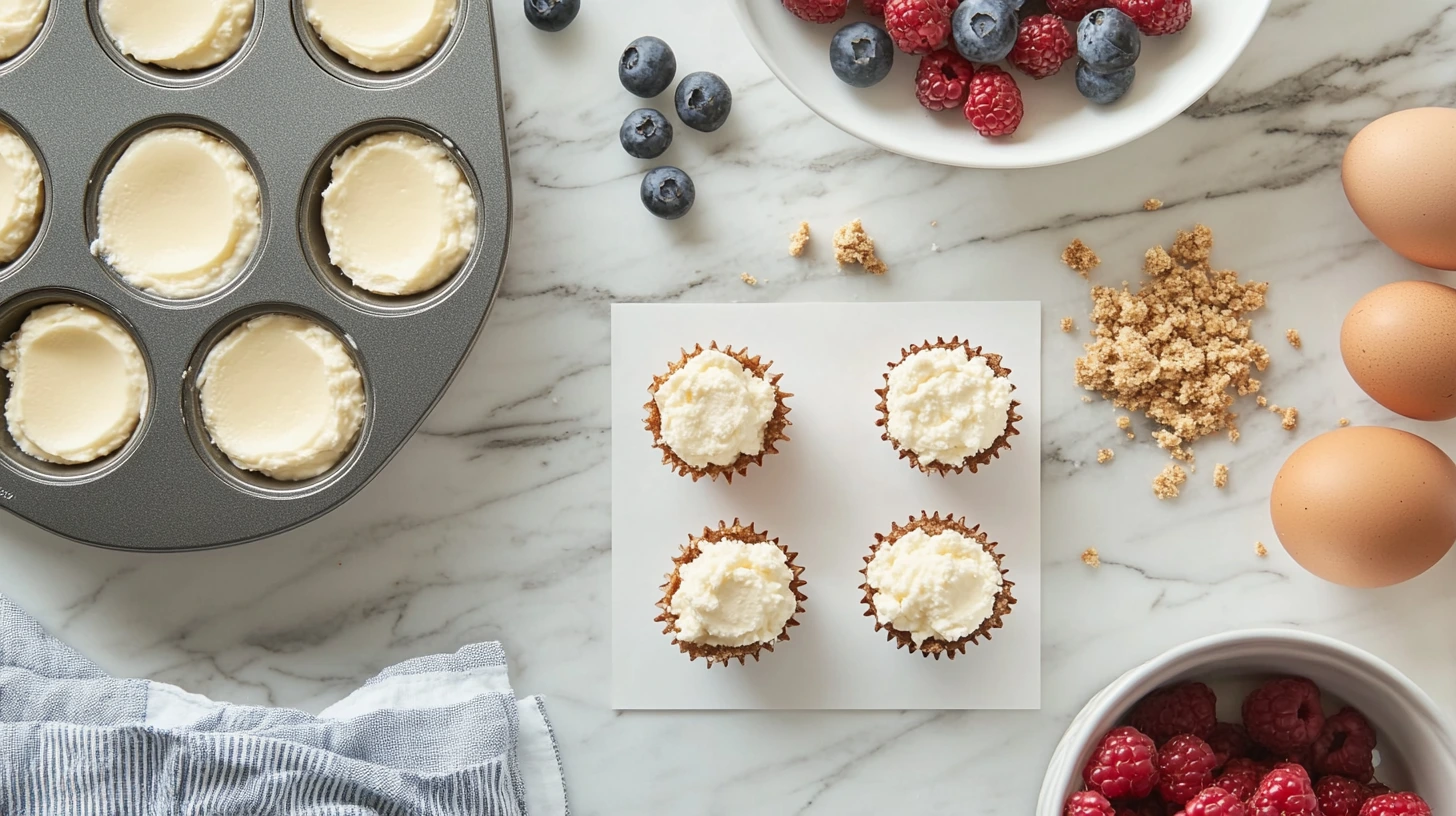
xmin=0 ymin=0 xmax=510 ymax=551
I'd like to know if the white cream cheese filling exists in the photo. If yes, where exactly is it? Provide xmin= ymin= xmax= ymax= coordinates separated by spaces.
xmin=654 ymin=349 xmax=777 ymax=469
xmin=0 ymin=123 xmax=43 ymax=263
xmin=886 ymin=347 xmax=1014 ymax=464
xmin=197 ymin=315 xmax=365 ymax=482
xmin=0 ymin=304 xmax=147 ymax=465
xmin=670 ymin=539 xmax=796 ymax=647
xmin=303 ymin=0 xmax=456 ymax=73
xmin=321 ymin=132 xmax=476 ymax=296
xmin=0 ymin=0 xmax=47 ymax=60
xmin=866 ymin=528 xmax=1003 ymax=646
xmin=99 ymin=0 xmax=254 ymax=70
xmin=92 ymin=128 xmax=261 ymax=300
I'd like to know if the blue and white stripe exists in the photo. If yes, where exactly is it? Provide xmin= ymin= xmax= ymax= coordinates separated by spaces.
xmin=0 ymin=595 xmax=567 ymax=815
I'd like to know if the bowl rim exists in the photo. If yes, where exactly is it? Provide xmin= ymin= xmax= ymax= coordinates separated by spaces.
xmin=1036 ymin=628 xmax=1456 ymax=812
xmin=729 ymin=0 xmax=1273 ymax=169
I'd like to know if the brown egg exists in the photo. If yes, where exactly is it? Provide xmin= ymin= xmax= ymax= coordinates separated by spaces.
xmin=1342 ymin=281 xmax=1456 ymax=420
xmin=1343 ymin=108 xmax=1456 ymax=270
xmin=1271 ymin=426 xmax=1456 ymax=587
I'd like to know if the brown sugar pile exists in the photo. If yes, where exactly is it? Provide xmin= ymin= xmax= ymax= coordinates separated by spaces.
xmin=833 ymin=219 xmax=887 ymax=275
xmin=1214 ymin=463 xmax=1229 ymax=488
xmin=789 ymin=222 xmax=811 ymax=257
xmin=1097 ymin=448 xmax=1114 ymax=464
xmin=1081 ymin=548 xmax=1101 ymax=568
xmin=1153 ymin=464 xmax=1187 ymax=499
xmin=1062 ymin=239 xmax=1101 ymax=278
xmin=1074 ymin=225 xmax=1271 ymax=466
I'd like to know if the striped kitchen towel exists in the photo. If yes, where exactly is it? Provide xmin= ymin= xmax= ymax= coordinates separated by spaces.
xmin=0 ymin=594 xmax=568 ymax=815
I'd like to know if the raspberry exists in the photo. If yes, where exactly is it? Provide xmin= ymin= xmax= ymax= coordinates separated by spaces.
xmin=1242 ymin=677 xmax=1325 ymax=755
xmin=1270 ymin=762 xmax=1311 ymax=781
xmin=1248 ymin=769 xmax=1319 ymax=816
xmin=1084 ymin=726 xmax=1160 ymax=800
xmin=864 ymin=0 xmax=887 ymax=13
xmin=781 ymin=0 xmax=849 ymax=23
xmin=1312 ymin=707 xmax=1377 ymax=782
xmin=1213 ymin=760 xmax=1260 ymax=801
xmin=1047 ymin=0 xmax=1110 ymax=21
xmin=1184 ymin=787 xmax=1247 ymax=816
xmin=882 ymin=0 xmax=954 ymax=54
xmin=1112 ymin=0 xmax=1192 ymax=36
xmin=1204 ymin=723 xmax=1253 ymax=770
xmin=1131 ymin=683 xmax=1219 ymax=745
xmin=1066 ymin=791 xmax=1118 ymax=816
xmin=914 ymin=49 xmax=975 ymax=111
xmin=1360 ymin=794 xmax=1433 ymax=816
xmin=1008 ymin=14 xmax=1075 ymax=79
xmin=962 ymin=66 xmax=1023 ymax=137
xmin=1157 ymin=735 xmax=1218 ymax=806
xmin=1316 ymin=776 xmax=1373 ymax=816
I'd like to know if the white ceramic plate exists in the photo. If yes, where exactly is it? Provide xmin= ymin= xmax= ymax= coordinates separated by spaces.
xmin=732 ymin=1 xmax=1271 ymax=168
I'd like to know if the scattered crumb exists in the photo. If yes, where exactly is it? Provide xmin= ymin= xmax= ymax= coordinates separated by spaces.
xmin=740 ymin=272 xmax=758 ymax=286
xmin=1116 ymin=416 xmax=1131 ymax=430
xmin=1256 ymin=396 xmax=1268 ymax=408
xmin=1153 ymin=429 xmax=1193 ymax=462
xmin=1339 ymin=417 xmax=1350 ymax=427
xmin=1256 ymin=541 xmax=1268 ymax=558
xmin=833 ymin=219 xmax=888 ymax=275
xmin=930 ymin=220 xmax=938 ymax=227
xmin=789 ymin=222 xmax=811 ymax=257
xmin=1153 ymin=463 xmax=1188 ymax=500
xmin=1268 ymin=404 xmax=1280 ymax=412
xmin=1081 ymin=547 xmax=1101 ymax=568
xmin=1229 ymin=428 xmax=1240 ymax=443
xmin=1279 ymin=406 xmax=1299 ymax=431
xmin=1144 ymin=198 xmax=1164 ymax=211
xmin=1080 ymin=396 xmax=1092 ymax=403
xmin=1061 ymin=239 xmax=1101 ymax=278
xmin=1097 ymin=448 xmax=1114 ymax=464
xmin=1126 ymin=432 xmax=1136 ymax=440
xmin=1286 ymin=328 xmax=1302 ymax=350
xmin=1061 ymin=317 xmax=1076 ymax=333
xmin=1214 ymin=463 xmax=1229 ymax=488
xmin=931 ymin=242 xmax=940 ymax=253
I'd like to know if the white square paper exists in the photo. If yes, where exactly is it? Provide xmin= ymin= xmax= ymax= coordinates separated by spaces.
xmin=611 ymin=303 xmax=1041 ymax=710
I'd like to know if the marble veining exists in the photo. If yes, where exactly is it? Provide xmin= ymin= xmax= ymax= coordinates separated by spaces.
xmin=4 ymin=0 xmax=1456 ymax=812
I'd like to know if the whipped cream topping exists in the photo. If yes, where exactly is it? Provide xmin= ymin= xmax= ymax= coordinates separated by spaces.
xmin=322 ymin=132 xmax=476 ymax=296
xmin=99 ymin=0 xmax=254 ymax=70
xmin=0 ymin=123 xmax=42 ymax=263
xmin=654 ymin=349 xmax=777 ymax=469
xmin=1 ymin=304 xmax=148 ymax=465
xmin=0 ymin=0 xmax=46 ymax=59
xmin=885 ymin=347 xmax=1014 ymax=465
xmin=303 ymin=0 xmax=456 ymax=73
xmin=670 ymin=538 xmax=796 ymax=647
xmin=92 ymin=128 xmax=261 ymax=300
xmin=865 ymin=528 xmax=1003 ymax=646
xmin=198 ymin=315 xmax=365 ymax=482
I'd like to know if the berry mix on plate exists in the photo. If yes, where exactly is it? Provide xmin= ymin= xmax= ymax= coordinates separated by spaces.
xmin=1065 ymin=678 xmax=1431 ymax=816
xmin=781 ymin=0 xmax=1195 ymax=138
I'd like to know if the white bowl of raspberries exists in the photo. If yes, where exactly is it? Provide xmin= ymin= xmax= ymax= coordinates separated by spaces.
xmin=1038 ymin=630 xmax=1455 ymax=816
xmin=732 ymin=0 xmax=1269 ymax=168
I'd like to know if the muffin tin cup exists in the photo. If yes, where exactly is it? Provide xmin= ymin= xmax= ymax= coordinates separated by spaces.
xmin=1037 ymin=629 xmax=1456 ymax=811
xmin=0 ymin=0 xmax=508 ymax=550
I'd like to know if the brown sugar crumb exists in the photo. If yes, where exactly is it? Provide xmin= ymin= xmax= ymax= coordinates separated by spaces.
xmin=1339 ymin=417 xmax=1350 ymax=427
xmin=1061 ymin=317 xmax=1076 ymax=333
xmin=833 ymin=219 xmax=887 ymax=275
xmin=1081 ymin=395 xmax=1093 ymax=403
xmin=1116 ymin=416 xmax=1131 ymax=430
xmin=1214 ymin=463 xmax=1229 ymax=488
xmin=1279 ymin=406 xmax=1299 ymax=431
xmin=1062 ymin=239 xmax=1101 ymax=278
xmin=1097 ymin=448 xmax=1114 ymax=464
xmin=1075 ymin=225 xmax=1271 ymax=479
xmin=1256 ymin=541 xmax=1268 ymax=558
xmin=930 ymin=220 xmax=938 ymax=227
xmin=1256 ymin=396 xmax=1268 ymax=408
xmin=1153 ymin=464 xmax=1187 ymax=500
xmin=740 ymin=272 xmax=758 ymax=286
xmin=1081 ymin=547 xmax=1101 ymax=568
xmin=789 ymin=222 xmax=811 ymax=257
xmin=1126 ymin=432 xmax=1136 ymax=440
xmin=1229 ymin=428 xmax=1241 ymax=443
xmin=1144 ymin=198 xmax=1164 ymax=211
xmin=1286 ymin=329 xmax=1302 ymax=350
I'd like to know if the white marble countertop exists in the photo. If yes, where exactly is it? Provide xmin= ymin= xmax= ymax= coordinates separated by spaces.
xmin=5 ymin=0 xmax=1456 ymax=812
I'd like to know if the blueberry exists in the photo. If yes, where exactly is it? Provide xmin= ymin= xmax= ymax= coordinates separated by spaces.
xmin=524 ymin=0 xmax=578 ymax=32
xmin=640 ymin=167 xmax=695 ymax=220
xmin=620 ymin=109 xmax=673 ymax=159
xmin=619 ymin=36 xmax=676 ymax=98
xmin=829 ymin=22 xmax=894 ymax=88
xmin=1075 ymin=60 xmax=1135 ymax=104
xmin=952 ymin=0 xmax=1020 ymax=64
xmin=674 ymin=72 xmax=732 ymax=133
xmin=1077 ymin=8 xmax=1141 ymax=73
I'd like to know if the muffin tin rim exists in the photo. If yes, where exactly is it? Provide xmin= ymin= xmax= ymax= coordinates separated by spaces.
xmin=290 ymin=0 xmax=469 ymax=91
xmin=0 ymin=110 xmax=54 ymax=286
xmin=0 ymin=0 xmax=58 ymax=79
xmin=83 ymin=0 xmax=268 ymax=90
